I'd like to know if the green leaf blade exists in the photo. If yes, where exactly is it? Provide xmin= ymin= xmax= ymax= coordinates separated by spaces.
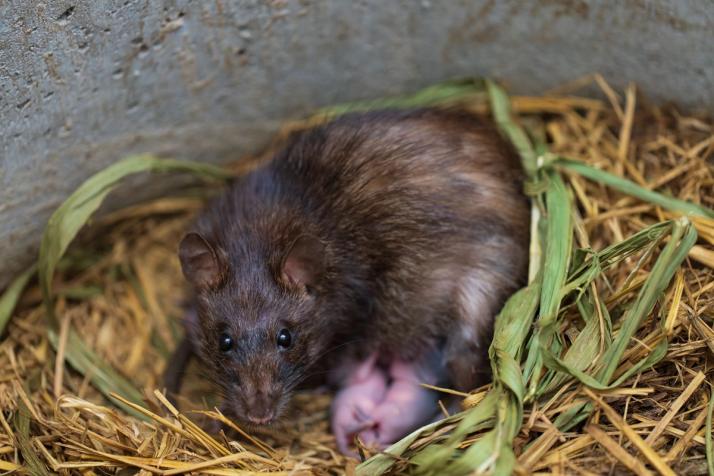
xmin=0 ymin=265 xmax=36 ymax=335
xmin=37 ymin=154 xmax=233 ymax=415
xmin=556 ymin=158 xmax=714 ymax=219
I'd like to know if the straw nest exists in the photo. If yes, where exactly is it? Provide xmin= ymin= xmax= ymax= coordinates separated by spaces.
xmin=1 ymin=75 xmax=712 ymax=475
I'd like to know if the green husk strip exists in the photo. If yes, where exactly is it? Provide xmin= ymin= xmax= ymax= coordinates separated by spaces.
xmin=597 ymin=218 xmax=695 ymax=382
xmin=486 ymin=80 xmax=538 ymax=178
xmin=522 ymin=170 xmax=572 ymax=396
xmin=0 ymin=264 xmax=36 ymax=335
xmin=555 ymin=158 xmax=714 ymax=220
xmin=317 ymin=78 xmax=487 ymax=118
xmin=537 ymin=172 xmax=572 ymax=327
xmin=15 ymin=397 xmax=50 ymax=476
xmin=58 ymin=285 xmax=104 ymax=300
xmin=37 ymin=154 xmax=232 ymax=414
xmin=704 ymin=385 xmax=714 ymax=476
xmin=540 ymin=294 xmax=605 ymax=395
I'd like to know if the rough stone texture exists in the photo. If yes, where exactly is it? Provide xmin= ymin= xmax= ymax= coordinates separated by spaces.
xmin=1 ymin=0 xmax=712 ymax=288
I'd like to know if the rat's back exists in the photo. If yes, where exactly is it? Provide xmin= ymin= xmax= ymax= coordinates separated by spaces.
xmin=272 ymin=109 xmax=526 ymax=248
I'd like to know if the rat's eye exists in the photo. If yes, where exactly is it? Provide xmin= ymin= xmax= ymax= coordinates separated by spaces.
xmin=276 ymin=329 xmax=292 ymax=349
xmin=218 ymin=333 xmax=234 ymax=352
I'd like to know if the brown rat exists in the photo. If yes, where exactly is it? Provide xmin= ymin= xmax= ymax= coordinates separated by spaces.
xmin=170 ymin=108 xmax=529 ymax=449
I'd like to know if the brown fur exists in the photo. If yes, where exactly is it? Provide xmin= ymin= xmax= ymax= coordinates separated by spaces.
xmin=177 ymin=108 xmax=530 ymax=423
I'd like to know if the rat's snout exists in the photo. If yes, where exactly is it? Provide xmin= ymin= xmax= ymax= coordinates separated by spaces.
xmin=242 ymin=388 xmax=278 ymax=424
xmin=237 ymin=375 xmax=282 ymax=425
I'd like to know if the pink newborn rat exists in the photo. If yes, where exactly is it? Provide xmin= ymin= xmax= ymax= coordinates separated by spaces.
xmin=332 ymin=348 xmax=445 ymax=455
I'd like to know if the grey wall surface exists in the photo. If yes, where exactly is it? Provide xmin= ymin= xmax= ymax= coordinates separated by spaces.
xmin=1 ymin=0 xmax=712 ymax=288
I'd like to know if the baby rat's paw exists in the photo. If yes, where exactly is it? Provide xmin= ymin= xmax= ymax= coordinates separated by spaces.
xmin=360 ymin=380 xmax=440 ymax=448
xmin=331 ymin=363 xmax=388 ymax=455
xmin=359 ymin=356 xmax=443 ymax=448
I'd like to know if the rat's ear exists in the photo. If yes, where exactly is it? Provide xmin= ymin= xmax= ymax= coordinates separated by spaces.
xmin=178 ymin=233 xmax=227 ymax=289
xmin=281 ymin=235 xmax=325 ymax=292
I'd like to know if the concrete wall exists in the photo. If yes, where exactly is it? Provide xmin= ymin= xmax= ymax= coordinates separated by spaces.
xmin=1 ymin=0 xmax=712 ymax=288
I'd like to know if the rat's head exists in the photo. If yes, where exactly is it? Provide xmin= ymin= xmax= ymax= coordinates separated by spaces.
xmin=178 ymin=231 xmax=332 ymax=425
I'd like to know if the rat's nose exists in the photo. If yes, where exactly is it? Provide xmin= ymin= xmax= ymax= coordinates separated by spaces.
xmin=243 ymin=389 xmax=277 ymax=425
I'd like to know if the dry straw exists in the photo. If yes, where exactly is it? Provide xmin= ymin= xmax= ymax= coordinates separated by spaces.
xmin=0 ymin=76 xmax=712 ymax=475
